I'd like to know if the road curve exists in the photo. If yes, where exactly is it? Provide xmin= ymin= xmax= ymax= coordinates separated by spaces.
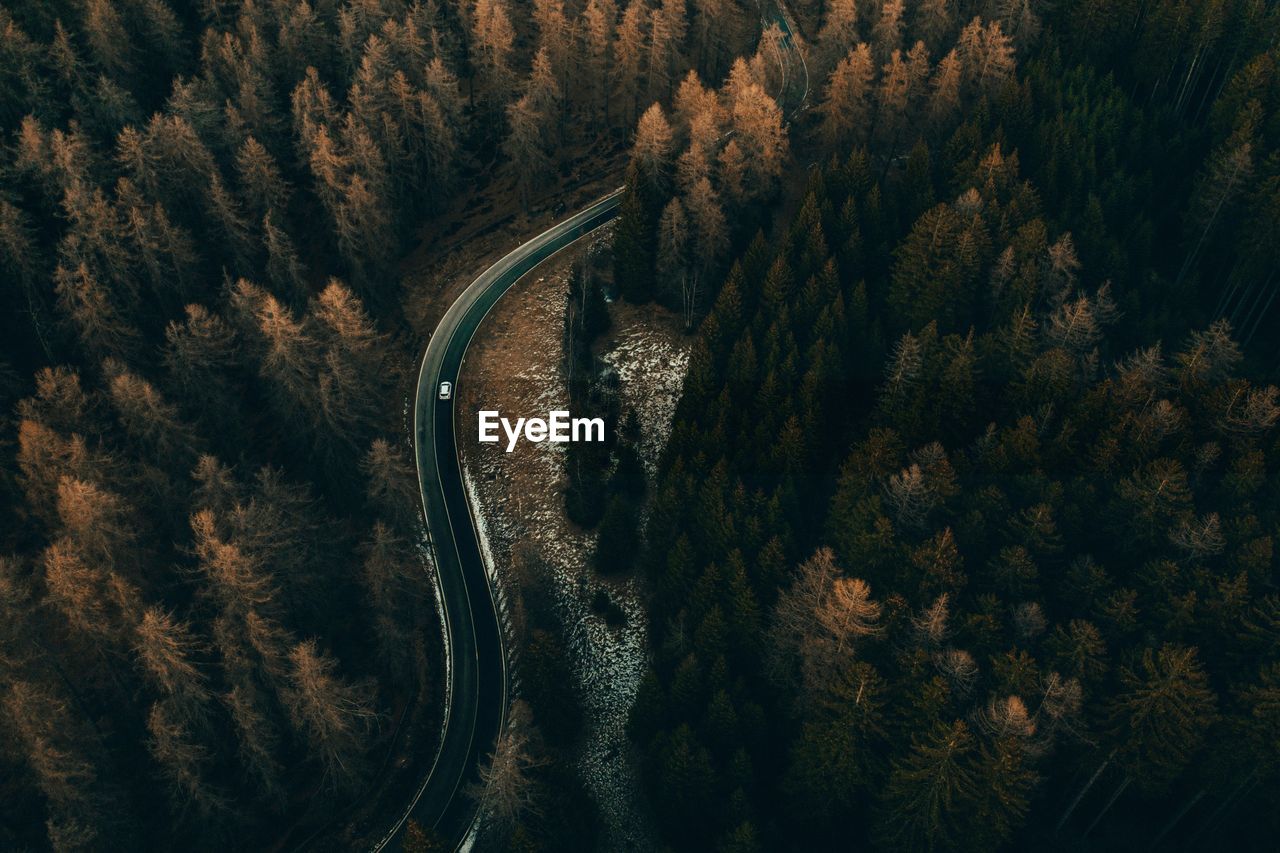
xmin=378 ymin=189 xmax=624 ymax=851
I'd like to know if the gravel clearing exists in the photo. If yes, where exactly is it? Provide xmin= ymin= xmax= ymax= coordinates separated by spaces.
xmin=455 ymin=232 xmax=688 ymax=850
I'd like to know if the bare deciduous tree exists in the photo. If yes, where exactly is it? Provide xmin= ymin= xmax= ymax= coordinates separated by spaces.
xmin=146 ymin=699 xmax=228 ymax=820
xmin=819 ymin=43 xmax=874 ymax=148
xmin=280 ymin=639 xmax=375 ymax=793
xmin=470 ymin=700 xmax=546 ymax=830
xmin=135 ymin=607 xmax=212 ymax=726
xmin=632 ymin=101 xmax=675 ymax=184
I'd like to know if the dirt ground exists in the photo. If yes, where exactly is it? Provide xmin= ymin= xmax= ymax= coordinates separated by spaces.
xmin=398 ymin=157 xmax=628 ymax=340
xmin=454 ymin=228 xmax=689 ymax=851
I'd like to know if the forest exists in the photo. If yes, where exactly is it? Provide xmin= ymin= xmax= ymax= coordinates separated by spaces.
xmin=1 ymin=0 xmax=1279 ymax=851
xmin=0 ymin=0 xmax=769 ymax=848
xmin=614 ymin=1 xmax=1280 ymax=851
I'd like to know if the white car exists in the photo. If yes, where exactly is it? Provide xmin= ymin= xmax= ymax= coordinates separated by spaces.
xmin=438 ymin=381 xmax=452 ymax=400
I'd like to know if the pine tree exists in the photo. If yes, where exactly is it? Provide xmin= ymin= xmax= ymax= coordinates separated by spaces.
xmin=360 ymin=523 xmax=419 ymax=679
xmin=614 ymin=0 xmax=650 ymax=123
xmin=163 ymin=304 xmax=247 ymax=446
xmin=888 ymin=202 xmax=989 ymax=331
xmin=783 ymin=660 xmax=887 ymax=823
xmin=816 ymin=0 xmax=861 ymax=74
xmin=996 ymin=0 xmax=1042 ymax=51
xmin=873 ymin=0 xmax=906 ymax=64
xmin=42 ymin=540 xmax=137 ymax=647
xmin=875 ymin=719 xmax=983 ymax=851
xmin=816 ymin=576 xmax=882 ymax=655
xmin=262 ymin=211 xmax=308 ymax=305
xmin=675 ymin=117 xmax=713 ymax=194
xmin=235 ymin=136 xmax=291 ymax=221
xmin=728 ymin=80 xmax=788 ymax=197
xmin=4 ymin=679 xmax=123 ymax=849
xmin=819 ymin=44 xmax=875 ymax=148
xmin=503 ymin=50 xmax=562 ymax=208
xmin=204 ymin=173 xmax=255 ymax=273
xmin=927 ymin=48 xmax=963 ymax=130
xmin=958 ymin=18 xmax=1016 ymax=99
xmin=647 ymin=0 xmax=688 ymax=100
xmin=146 ymin=699 xmax=228 ymax=821
xmin=281 ymin=640 xmax=374 ymax=793
xmin=690 ymin=0 xmax=730 ymax=76
xmin=310 ymin=280 xmax=390 ymax=466
xmin=222 ymin=679 xmax=285 ymax=804
xmin=582 ymin=0 xmax=619 ymax=120
xmin=673 ymin=69 xmax=720 ymax=136
xmin=1107 ymin=644 xmax=1218 ymax=793
xmin=104 ymin=360 xmax=201 ymax=472
xmin=684 ymin=177 xmax=728 ymax=319
xmin=613 ymin=162 xmax=659 ymax=302
xmin=594 ymin=495 xmax=640 ymax=573
xmin=471 ymin=700 xmax=545 ymax=830
xmin=230 ymin=279 xmax=319 ymax=434
xmin=1114 ymin=458 xmax=1194 ymax=547
xmin=1175 ymin=319 xmax=1242 ymax=388
xmin=0 ymin=199 xmax=52 ymax=360
xmin=534 ymin=0 xmax=574 ymax=82
xmin=914 ymin=0 xmax=955 ymax=53
xmin=53 ymin=262 xmax=141 ymax=363
xmin=651 ymin=724 xmax=717 ymax=836
xmin=657 ymin=196 xmax=690 ymax=310
xmin=84 ymin=0 xmax=135 ymax=78
xmin=116 ymin=181 xmax=201 ymax=309
xmin=15 ymin=419 xmax=86 ymax=531
xmin=333 ymin=167 xmax=395 ymax=285
xmin=875 ymin=48 xmax=912 ymax=153
xmin=972 ymin=734 xmax=1035 ymax=848
xmin=717 ymin=137 xmax=748 ymax=205
xmin=425 ymin=56 xmax=466 ymax=132
xmin=54 ymin=476 xmax=142 ymax=576
xmin=134 ymin=607 xmax=212 ymax=726
xmin=768 ymin=547 xmax=839 ymax=686
xmin=633 ymin=102 xmax=675 ymax=187
xmin=472 ymin=0 xmax=518 ymax=118
xmin=362 ymin=439 xmax=421 ymax=532
xmin=1189 ymin=126 xmax=1255 ymax=274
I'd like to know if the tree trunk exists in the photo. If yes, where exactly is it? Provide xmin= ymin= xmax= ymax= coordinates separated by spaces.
xmin=1148 ymin=789 xmax=1205 ymax=850
xmin=1083 ymin=775 xmax=1131 ymax=837
xmin=1056 ymin=749 xmax=1115 ymax=831
xmin=1188 ymin=769 xmax=1259 ymax=846
xmin=1241 ymin=284 xmax=1278 ymax=349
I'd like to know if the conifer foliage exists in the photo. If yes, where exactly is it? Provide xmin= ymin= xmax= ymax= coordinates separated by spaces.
xmin=627 ymin=2 xmax=1280 ymax=850
xmin=2 ymin=0 xmax=1280 ymax=849
xmin=0 ymin=2 xmax=467 ymax=847
xmin=0 ymin=0 xmax=782 ymax=846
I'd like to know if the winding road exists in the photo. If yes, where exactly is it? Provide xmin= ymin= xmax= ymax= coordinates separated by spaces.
xmin=376 ymin=10 xmax=808 ymax=849
xmin=376 ymin=190 xmax=624 ymax=851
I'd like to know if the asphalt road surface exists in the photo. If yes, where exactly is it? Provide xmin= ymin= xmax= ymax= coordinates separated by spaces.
xmin=377 ymin=14 xmax=803 ymax=844
xmin=377 ymin=190 xmax=624 ymax=851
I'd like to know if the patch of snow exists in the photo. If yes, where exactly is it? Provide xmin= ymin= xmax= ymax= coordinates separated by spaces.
xmin=600 ymin=324 xmax=689 ymax=478
xmin=417 ymin=535 xmax=449 ymax=722
xmin=459 ymin=817 xmax=478 ymax=852
xmin=459 ymin=236 xmax=690 ymax=850
xmin=461 ymin=466 xmax=500 ymax=597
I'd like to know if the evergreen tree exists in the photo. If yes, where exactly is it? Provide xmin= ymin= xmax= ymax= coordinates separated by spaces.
xmin=819 ymin=44 xmax=875 ymax=149
xmin=875 ymin=720 xmax=985 ymax=851
xmin=593 ymin=496 xmax=640 ymax=574
xmin=1107 ymin=644 xmax=1218 ymax=793
xmin=613 ymin=163 xmax=660 ymax=302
